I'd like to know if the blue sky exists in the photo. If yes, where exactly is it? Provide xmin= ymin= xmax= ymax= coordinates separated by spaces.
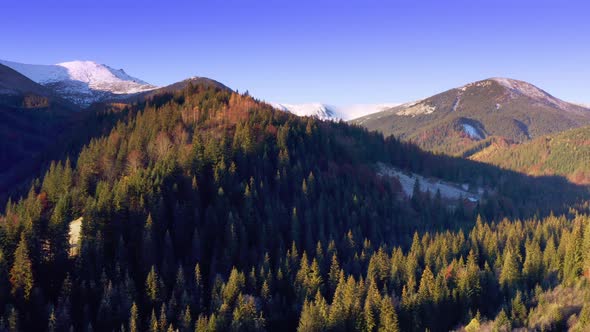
xmin=1 ymin=0 xmax=589 ymax=105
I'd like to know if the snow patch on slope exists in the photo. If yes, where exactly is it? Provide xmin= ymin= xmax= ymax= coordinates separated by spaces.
xmin=462 ymin=124 xmax=483 ymax=140
xmin=69 ymin=217 xmax=83 ymax=256
xmin=377 ymin=163 xmax=480 ymax=201
xmin=395 ymin=101 xmax=436 ymax=117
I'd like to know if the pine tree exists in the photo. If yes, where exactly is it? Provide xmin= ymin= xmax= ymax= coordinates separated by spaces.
xmin=583 ymin=219 xmax=590 ymax=278
xmin=328 ymin=253 xmax=341 ymax=295
xmin=146 ymin=266 xmax=161 ymax=304
xmin=208 ymin=314 xmax=217 ymax=332
xmin=142 ymin=215 xmax=156 ymax=270
xmin=563 ymin=224 xmax=584 ymax=283
xmin=10 ymin=233 xmax=34 ymax=300
xmin=222 ymin=268 xmax=245 ymax=307
xmin=48 ymin=308 xmax=57 ymax=332
xmin=195 ymin=263 xmax=203 ymax=310
xmin=182 ymin=305 xmax=192 ymax=332
xmin=493 ymin=309 xmax=511 ymax=332
xmin=129 ymin=302 xmax=139 ymax=332
xmin=149 ymin=309 xmax=159 ymax=332
xmin=378 ymin=296 xmax=399 ymax=332
xmin=194 ymin=315 xmax=209 ymax=332
xmin=159 ymin=304 xmax=168 ymax=332
xmin=417 ymin=266 xmax=436 ymax=302
xmin=231 ymin=295 xmax=264 ymax=331
xmin=0 ymin=249 xmax=7 ymax=301
xmin=363 ymin=280 xmax=381 ymax=332
xmin=522 ymin=240 xmax=543 ymax=285
xmin=306 ymin=258 xmax=323 ymax=298
xmin=8 ymin=307 xmax=18 ymax=332
xmin=261 ymin=280 xmax=270 ymax=301
xmin=499 ymin=249 xmax=520 ymax=290
xmin=297 ymin=299 xmax=325 ymax=332
xmin=510 ymin=291 xmax=527 ymax=327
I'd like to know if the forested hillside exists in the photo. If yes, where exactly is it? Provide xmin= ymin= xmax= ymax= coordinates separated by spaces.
xmin=1 ymin=82 xmax=589 ymax=331
xmin=473 ymin=125 xmax=590 ymax=185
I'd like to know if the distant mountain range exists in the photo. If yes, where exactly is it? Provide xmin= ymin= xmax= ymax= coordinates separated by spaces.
xmin=4 ymin=58 xmax=590 ymax=172
xmin=0 ymin=59 xmax=157 ymax=106
xmin=351 ymin=78 xmax=590 ymax=155
xmin=269 ymin=102 xmax=401 ymax=121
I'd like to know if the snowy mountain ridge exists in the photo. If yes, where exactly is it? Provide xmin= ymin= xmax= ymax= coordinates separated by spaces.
xmin=0 ymin=59 xmax=157 ymax=107
xmin=270 ymin=102 xmax=401 ymax=121
xmin=270 ymin=102 xmax=338 ymax=120
xmin=489 ymin=77 xmax=580 ymax=112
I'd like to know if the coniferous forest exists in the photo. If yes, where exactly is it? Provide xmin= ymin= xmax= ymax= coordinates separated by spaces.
xmin=2 ymin=83 xmax=590 ymax=332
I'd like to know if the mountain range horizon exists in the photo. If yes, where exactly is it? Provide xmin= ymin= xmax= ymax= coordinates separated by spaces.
xmin=2 ymin=58 xmax=588 ymax=121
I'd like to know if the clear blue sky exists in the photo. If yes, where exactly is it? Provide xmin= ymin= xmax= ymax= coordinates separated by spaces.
xmin=1 ymin=0 xmax=589 ymax=105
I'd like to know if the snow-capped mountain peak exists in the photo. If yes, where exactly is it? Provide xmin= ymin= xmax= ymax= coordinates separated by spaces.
xmin=0 ymin=59 xmax=157 ymax=107
xmin=467 ymin=77 xmax=578 ymax=112
xmin=270 ymin=102 xmax=338 ymax=120
xmin=56 ymin=61 xmax=151 ymax=88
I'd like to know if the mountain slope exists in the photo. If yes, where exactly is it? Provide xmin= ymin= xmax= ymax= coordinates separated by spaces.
xmin=0 ymin=64 xmax=83 ymax=196
xmin=472 ymin=125 xmax=590 ymax=184
xmin=352 ymin=78 xmax=590 ymax=155
xmin=0 ymin=59 xmax=157 ymax=106
xmin=0 ymin=64 xmax=83 ymax=192
xmin=0 ymin=63 xmax=77 ymax=110
xmin=0 ymin=63 xmax=52 ymax=97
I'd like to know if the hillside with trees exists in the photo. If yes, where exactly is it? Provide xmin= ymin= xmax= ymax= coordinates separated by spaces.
xmin=473 ymin=125 xmax=590 ymax=185
xmin=1 ymin=82 xmax=589 ymax=331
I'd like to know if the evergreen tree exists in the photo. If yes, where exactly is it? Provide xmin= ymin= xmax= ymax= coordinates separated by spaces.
xmin=146 ymin=266 xmax=161 ymax=304
xmin=493 ymin=309 xmax=511 ymax=332
xmin=149 ymin=309 xmax=159 ymax=332
xmin=129 ymin=302 xmax=139 ymax=332
xmin=10 ymin=234 xmax=34 ymax=300
xmin=378 ymin=296 xmax=399 ymax=332
xmin=499 ymin=249 xmax=521 ymax=290
xmin=510 ymin=291 xmax=527 ymax=327
xmin=563 ymin=225 xmax=585 ymax=283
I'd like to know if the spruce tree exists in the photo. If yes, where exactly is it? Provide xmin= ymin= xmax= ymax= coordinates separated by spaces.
xmin=129 ymin=302 xmax=139 ymax=332
xmin=9 ymin=234 xmax=34 ymax=300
